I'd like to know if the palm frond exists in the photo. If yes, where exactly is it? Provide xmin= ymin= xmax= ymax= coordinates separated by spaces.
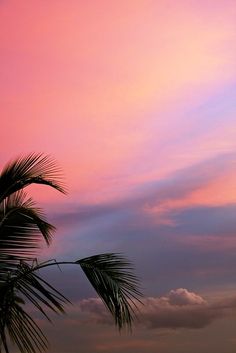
xmin=0 ymin=153 xmax=143 ymax=353
xmin=0 ymin=285 xmax=49 ymax=353
xmin=14 ymin=254 xmax=142 ymax=330
xmin=0 ymin=253 xmax=142 ymax=353
xmin=0 ymin=153 xmax=66 ymax=202
xmin=0 ymin=191 xmax=55 ymax=272
xmin=0 ymin=261 xmax=69 ymax=320
xmin=0 ymin=261 xmax=70 ymax=353
xmin=7 ymin=304 xmax=48 ymax=353
xmin=77 ymin=253 xmax=142 ymax=330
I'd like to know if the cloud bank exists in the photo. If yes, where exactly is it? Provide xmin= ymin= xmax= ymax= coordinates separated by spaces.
xmin=71 ymin=288 xmax=236 ymax=331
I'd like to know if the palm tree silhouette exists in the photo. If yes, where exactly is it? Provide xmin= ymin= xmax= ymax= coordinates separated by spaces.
xmin=0 ymin=153 xmax=141 ymax=353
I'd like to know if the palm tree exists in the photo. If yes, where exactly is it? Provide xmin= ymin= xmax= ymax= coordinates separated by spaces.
xmin=0 ymin=153 xmax=141 ymax=353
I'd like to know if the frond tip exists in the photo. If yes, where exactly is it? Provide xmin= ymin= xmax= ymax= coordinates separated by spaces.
xmin=0 ymin=153 xmax=67 ymax=202
xmin=77 ymin=253 xmax=142 ymax=330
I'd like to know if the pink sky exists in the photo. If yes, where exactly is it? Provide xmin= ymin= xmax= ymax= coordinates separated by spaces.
xmin=1 ymin=1 xmax=236 ymax=352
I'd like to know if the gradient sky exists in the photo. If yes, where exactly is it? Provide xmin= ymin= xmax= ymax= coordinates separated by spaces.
xmin=1 ymin=1 xmax=236 ymax=352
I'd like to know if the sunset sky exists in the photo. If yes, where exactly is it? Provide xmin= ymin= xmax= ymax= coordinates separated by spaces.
xmin=1 ymin=1 xmax=236 ymax=352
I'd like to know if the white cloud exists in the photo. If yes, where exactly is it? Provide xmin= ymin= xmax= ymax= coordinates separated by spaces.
xmin=165 ymin=288 xmax=206 ymax=306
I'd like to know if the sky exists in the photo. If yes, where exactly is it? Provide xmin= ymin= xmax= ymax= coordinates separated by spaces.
xmin=1 ymin=0 xmax=236 ymax=352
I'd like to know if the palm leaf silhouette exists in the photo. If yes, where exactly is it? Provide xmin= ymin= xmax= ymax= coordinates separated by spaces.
xmin=0 ymin=154 xmax=142 ymax=353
